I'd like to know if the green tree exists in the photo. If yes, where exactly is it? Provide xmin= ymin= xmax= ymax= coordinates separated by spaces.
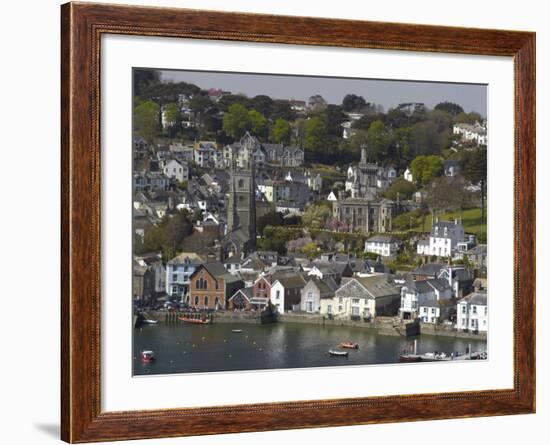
xmin=324 ymin=104 xmax=347 ymax=137
xmin=304 ymin=117 xmax=329 ymax=153
xmin=342 ymin=94 xmax=367 ymax=112
xmin=222 ymin=103 xmax=252 ymax=139
xmin=301 ymin=242 xmax=318 ymax=259
xmin=462 ymin=148 xmax=487 ymax=220
xmin=257 ymin=211 xmax=285 ymax=235
xmin=248 ymin=109 xmax=268 ymax=139
xmin=383 ymin=178 xmax=417 ymax=200
xmin=410 ymin=155 xmax=443 ymax=186
xmin=133 ymin=100 xmax=160 ymax=143
xmin=434 ymin=101 xmax=464 ymax=116
xmin=248 ymin=95 xmax=273 ymax=117
xmin=301 ymin=202 xmax=332 ymax=229
xmin=366 ymin=120 xmax=391 ymax=162
xmin=270 ymin=118 xmax=292 ymax=144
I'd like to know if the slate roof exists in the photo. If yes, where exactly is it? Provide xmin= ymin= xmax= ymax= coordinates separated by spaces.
xmin=307 ymin=277 xmax=339 ymax=298
xmin=413 ymin=263 xmax=445 ymax=277
xmin=354 ymin=274 xmax=401 ymax=299
xmin=274 ymin=273 xmax=307 ymax=290
xmin=460 ymin=291 xmax=487 ymax=305
xmin=366 ymin=235 xmax=400 ymax=244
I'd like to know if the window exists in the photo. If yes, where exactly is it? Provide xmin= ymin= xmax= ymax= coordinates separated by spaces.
xmin=194 ymin=296 xmax=199 ymax=305
xmin=351 ymin=298 xmax=360 ymax=305
xmin=431 ymin=308 xmax=436 ymax=314
xmin=484 ymin=307 xmax=488 ymax=316
xmin=423 ymin=307 xmax=427 ymax=313
xmin=351 ymin=306 xmax=359 ymax=316
xmin=327 ymin=305 xmax=332 ymax=314
xmin=172 ymin=274 xmax=178 ymax=282
xmin=195 ymin=280 xmax=200 ymax=289
xmin=462 ymin=318 xmax=466 ymax=326
xmin=338 ymin=305 xmax=343 ymax=312
xmin=215 ymin=297 xmax=219 ymax=307
xmin=204 ymin=296 xmax=209 ymax=307
xmin=276 ymin=290 xmax=280 ymax=299
xmin=462 ymin=305 xmax=466 ymax=314
xmin=472 ymin=306 xmax=477 ymax=314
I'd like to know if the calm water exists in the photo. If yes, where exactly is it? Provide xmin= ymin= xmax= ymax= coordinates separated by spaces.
xmin=133 ymin=322 xmax=487 ymax=375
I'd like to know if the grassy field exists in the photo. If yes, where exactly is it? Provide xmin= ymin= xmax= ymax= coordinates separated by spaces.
xmin=399 ymin=208 xmax=487 ymax=237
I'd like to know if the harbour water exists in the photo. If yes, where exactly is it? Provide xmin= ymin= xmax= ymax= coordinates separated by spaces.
xmin=133 ymin=322 xmax=487 ymax=375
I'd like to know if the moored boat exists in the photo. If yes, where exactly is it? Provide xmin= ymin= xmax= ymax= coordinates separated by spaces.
xmin=141 ymin=350 xmax=155 ymax=362
xmin=232 ymin=329 xmax=243 ymax=333
xmin=329 ymin=349 xmax=349 ymax=357
xmin=142 ymin=319 xmax=158 ymax=325
xmin=339 ymin=342 xmax=359 ymax=349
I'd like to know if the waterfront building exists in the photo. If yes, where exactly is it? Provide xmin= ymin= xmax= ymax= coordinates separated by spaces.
xmin=418 ymin=299 xmax=456 ymax=324
xmin=270 ymin=273 xmax=307 ymax=314
xmin=165 ymin=252 xmax=205 ymax=301
xmin=456 ymin=291 xmax=488 ymax=332
xmin=322 ymin=274 xmax=401 ymax=320
xmin=188 ymin=262 xmax=244 ymax=310
xmin=299 ymin=277 xmax=338 ymax=313
xmin=133 ymin=257 xmax=155 ymax=305
xmin=364 ymin=235 xmax=401 ymax=257
xmin=464 ymin=244 xmax=487 ymax=273
xmin=438 ymin=265 xmax=474 ymax=299
xmin=416 ymin=219 xmax=465 ymax=258
xmin=399 ymin=278 xmax=452 ymax=320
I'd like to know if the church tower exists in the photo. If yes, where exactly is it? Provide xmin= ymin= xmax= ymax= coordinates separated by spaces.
xmin=226 ymin=146 xmax=256 ymax=250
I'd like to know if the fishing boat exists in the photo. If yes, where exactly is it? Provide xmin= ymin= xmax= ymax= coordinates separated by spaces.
xmin=231 ymin=329 xmax=243 ymax=333
xmin=329 ymin=349 xmax=349 ymax=357
xmin=142 ymin=319 xmax=158 ymax=325
xmin=178 ymin=316 xmax=211 ymax=325
xmin=140 ymin=350 xmax=155 ymax=363
xmin=339 ymin=342 xmax=359 ymax=349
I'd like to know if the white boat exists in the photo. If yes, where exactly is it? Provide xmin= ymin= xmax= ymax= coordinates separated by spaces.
xmin=231 ymin=329 xmax=243 ymax=333
xmin=329 ymin=349 xmax=349 ymax=357
xmin=143 ymin=319 xmax=158 ymax=325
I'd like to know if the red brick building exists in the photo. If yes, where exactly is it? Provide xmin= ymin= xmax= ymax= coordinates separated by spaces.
xmin=188 ymin=262 xmax=243 ymax=310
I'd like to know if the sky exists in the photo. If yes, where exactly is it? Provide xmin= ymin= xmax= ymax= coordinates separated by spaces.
xmin=159 ymin=69 xmax=487 ymax=116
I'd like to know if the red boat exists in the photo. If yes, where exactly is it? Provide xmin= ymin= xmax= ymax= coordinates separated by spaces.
xmin=178 ymin=316 xmax=211 ymax=325
xmin=339 ymin=342 xmax=359 ymax=349
xmin=141 ymin=350 xmax=155 ymax=363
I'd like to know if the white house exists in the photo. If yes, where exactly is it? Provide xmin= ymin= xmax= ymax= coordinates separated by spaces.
xmin=364 ymin=235 xmax=401 ymax=257
xmin=321 ymin=275 xmax=401 ymax=320
xmin=327 ymin=191 xmax=338 ymax=202
xmin=456 ymin=291 xmax=488 ymax=332
xmin=269 ymin=274 xmax=307 ymax=314
xmin=418 ymin=299 xmax=455 ymax=324
xmin=399 ymin=278 xmax=452 ymax=320
xmin=300 ymin=277 xmax=338 ymax=313
xmin=163 ymin=159 xmax=188 ymax=183
xmin=417 ymin=219 xmax=465 ymax=258
xmin=165 ymin=252 xmax=205 ymax=301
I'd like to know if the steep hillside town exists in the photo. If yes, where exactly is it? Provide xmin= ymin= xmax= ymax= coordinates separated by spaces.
xmin=133 ymin=70 xmax=488 ymax=348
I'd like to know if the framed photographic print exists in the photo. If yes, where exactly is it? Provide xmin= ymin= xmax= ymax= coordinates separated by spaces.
xmin=61 ymin=1 xmax=535 ymax=442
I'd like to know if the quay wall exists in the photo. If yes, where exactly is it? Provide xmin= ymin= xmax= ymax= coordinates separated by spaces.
xmin=139 ymin=311 xmax=486 ymax=340
xmin=420 ymin=322 xmax=487 ymax=340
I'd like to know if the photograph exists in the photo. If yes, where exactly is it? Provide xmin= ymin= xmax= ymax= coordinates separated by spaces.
xmin=132 ymin=68 xmax=489 ymax=375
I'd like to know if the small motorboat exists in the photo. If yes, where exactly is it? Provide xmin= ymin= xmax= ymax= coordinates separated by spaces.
xmin=142 ymin=319 xmax=158 ymax=325
xmin=178 ymin=316 xmax=211 ymax=325
xmin=329 ymin=349 xmax=349 ymax=357
xmin=339 ymin=342 xmax=359 ymax=349
xmin=231 ymin=329 xmax=243 ymax=333
xmin=141 ymin=350 xmax=155 ymax=363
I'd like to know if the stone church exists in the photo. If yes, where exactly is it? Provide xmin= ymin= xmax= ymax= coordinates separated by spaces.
xmin=222 ymin=143 xmax=257 ymax=259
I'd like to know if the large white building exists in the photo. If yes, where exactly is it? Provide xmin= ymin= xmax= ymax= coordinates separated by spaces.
xmin=453 ymin=122 xmax=488 ymax=146
xmin=456 ymin=291 xmax=488 ymax=332
xmin=417 ymin=219 xmax=465 ymax=258
xmin=364 ymin=235 xmax=401 ymax=257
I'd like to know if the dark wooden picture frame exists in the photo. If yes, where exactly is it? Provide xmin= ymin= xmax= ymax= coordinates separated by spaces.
xmin=61 ymin=2 xmax=535 ymax=442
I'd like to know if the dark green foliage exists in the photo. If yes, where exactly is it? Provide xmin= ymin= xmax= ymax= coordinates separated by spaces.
xmin=434 ymin=101 xmax=464 ymax=116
